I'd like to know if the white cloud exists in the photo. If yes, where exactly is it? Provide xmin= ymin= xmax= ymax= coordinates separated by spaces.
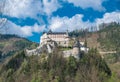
xmin=2 ymin=0 xmax=120 ymax=37
xmin=3 ymin=21 xmax=46 ymax=37
xmin=66 ymin=0 xmax=105 ymax=11
xmin=49 ymin=14 xmax=93 ymax=32
xmin=3 ymin=0 xmax=61 ymax=18
xmin=49 ymin=12 xmax=120 ymax=32
xmin=96 ymin=12 xmax=120 ymax=25
xmin=33 ymin=24 xmax=46 ymax=33
xmin=4 ymin=11 xmax=119 ymax=36
xmin=42 ymin=0 xmax=61 ymax=15
xmin=3 ymin=0 xmax=43 ymax=18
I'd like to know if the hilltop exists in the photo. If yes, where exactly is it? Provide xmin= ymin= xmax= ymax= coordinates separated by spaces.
xmin=0 ymin=49 xmax=112 ymax=82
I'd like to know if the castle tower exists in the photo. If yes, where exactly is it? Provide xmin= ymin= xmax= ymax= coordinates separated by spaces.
xmin=66 ymin=29 xmax=69 ymax=36
xmin=72 ymin=40 xmax=81 ymax=58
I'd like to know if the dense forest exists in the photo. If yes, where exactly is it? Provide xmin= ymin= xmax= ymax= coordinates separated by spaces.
xmin=0 ymin=48 xmax=112 ymax=82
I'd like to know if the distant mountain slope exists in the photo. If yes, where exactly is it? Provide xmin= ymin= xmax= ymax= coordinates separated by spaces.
xmin=69 ymin=23 xmax=120 ymax=81
xmin=0 ymin=34 xmax=38 ymax=60
xmin=69 ymin=23 xmax=120 ymax=52
xmin=97 ymin=23 xmax=120 ymax=51
xmin=86 ymin=23 xmax=120 ymax=51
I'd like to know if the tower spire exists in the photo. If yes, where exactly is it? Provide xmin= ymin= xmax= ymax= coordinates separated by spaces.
xmin=48 ymin=29 xmax=52 ymax=33
xmin=66 ymin=29 xmax=69 ymax=35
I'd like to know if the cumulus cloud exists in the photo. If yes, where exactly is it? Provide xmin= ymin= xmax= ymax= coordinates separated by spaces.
xmin=1 ymin=0 xmax=120 ymax=37
xmin=3 ymin=21 xmax=46 ymax=37
xmin=3 ymin=0 xmax=43 ymax=18
xmin=42 ymin=0 xmax=61 ymax=15
xmin=49 ymin=14 xmax=94 ymax=32
xmin=66 ymin=0 xmax=105 ymax=11
xmin=49 ymin=12 xmax=120 ymax=32
xmin=3 ymin=0 xmax=61 ymax=18
xmin=2 ymin=11 xmax=119 ymax=37
xmin=96 ymin=12 xmax=120 ymax=25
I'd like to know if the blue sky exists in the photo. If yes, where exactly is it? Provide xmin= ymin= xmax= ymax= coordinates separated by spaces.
xmin=0 ymin=0 xmax=120 ymax=42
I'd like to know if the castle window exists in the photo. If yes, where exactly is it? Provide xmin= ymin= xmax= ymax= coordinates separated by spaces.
xmin=64 ymin=41 xmax=66 ymax=44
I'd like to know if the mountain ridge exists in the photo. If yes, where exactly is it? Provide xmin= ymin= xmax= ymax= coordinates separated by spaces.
xmin=0 ymin=34 xmax=38 ymax=61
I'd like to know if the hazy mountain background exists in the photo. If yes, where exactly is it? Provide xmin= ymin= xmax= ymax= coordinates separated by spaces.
xmin=0 ymin=34 xmax=38 ymax=62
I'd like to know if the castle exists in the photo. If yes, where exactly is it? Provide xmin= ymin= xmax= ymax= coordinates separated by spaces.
xmin=26 ymin=30 xmax=89 ymax=58
xmin=40 ymin=30 xmax=70 ymax=47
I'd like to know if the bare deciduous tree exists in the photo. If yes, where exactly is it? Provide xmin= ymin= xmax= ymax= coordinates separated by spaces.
xmin=0 ymin=0 xmax=7 ymax=32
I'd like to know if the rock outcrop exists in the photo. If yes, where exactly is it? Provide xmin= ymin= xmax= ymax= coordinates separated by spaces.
xmin=26 ymin=39 xmax=57 ymax=56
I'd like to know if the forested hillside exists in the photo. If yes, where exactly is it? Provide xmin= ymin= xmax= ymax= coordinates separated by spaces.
xmin=98 ymin=24 xmax=120 ymax=82
xmin=98 ymin=23 xmax=120 ymax=51
xmin=0 ymin=49 xmax=112 ymax=82
xmin=0 ymin=34 xmax=38 ymax=61
xmin=69 ymin=23 xmax=120 ymax=82
xmin=69 ymin=23 xmax=120 ymax=51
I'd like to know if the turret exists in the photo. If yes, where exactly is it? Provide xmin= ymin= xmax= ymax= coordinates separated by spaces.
xmin=66 ymin=29 xmax=69 ymax=36
xmin=72 ymin=40 xmax=81 ymax=58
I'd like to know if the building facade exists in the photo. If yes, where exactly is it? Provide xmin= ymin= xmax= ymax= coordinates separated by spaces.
xmin=40 ymin=31 xmax=70 ymax=47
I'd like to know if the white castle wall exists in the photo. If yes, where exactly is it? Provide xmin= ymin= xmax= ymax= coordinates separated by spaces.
xmin=40 ymin=33 xmax=70 ymax=47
